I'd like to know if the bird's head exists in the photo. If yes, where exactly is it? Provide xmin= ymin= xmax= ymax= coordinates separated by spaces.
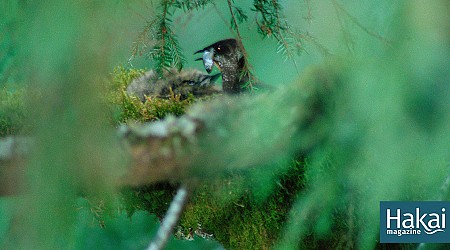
xmin=165 ymin=68 xmax=220 ymax=86
xmin=163 ymin=68 xmax=222 ymax=98
xmin=194 ymin=38 xmax=243 ymax=74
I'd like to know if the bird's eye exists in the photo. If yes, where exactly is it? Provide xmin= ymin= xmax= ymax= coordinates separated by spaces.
xmin=217 ymin=46 xmax=221 ymax=51
xmin=188 ymin=80 xmax=195 ymax=85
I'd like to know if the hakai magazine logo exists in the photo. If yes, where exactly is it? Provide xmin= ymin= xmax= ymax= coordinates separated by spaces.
xmin=380 ymin=201 xmax=450 ymax=243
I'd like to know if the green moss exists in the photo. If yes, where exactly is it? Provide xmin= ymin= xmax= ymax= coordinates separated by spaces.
xmin=107 ymin=66 xmax=205 ymax=124
xmin=107 ymin=67 xmax=310 ymax=248
xmin=121 ymin=160 xmax=306 ymax=249
xmin=120 ymin=183 xmax=177 ymax=220
xmin=178 ymin=161 xmax=305 ymax=249
xmin=107 ymin=66 xmax=384 ymax=249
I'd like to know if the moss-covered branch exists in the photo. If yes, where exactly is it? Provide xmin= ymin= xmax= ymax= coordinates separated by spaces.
xmin=119 ymin=63 xmax=335 ymax=186
xmin=1 ymin=63 xmax=337 ymax=192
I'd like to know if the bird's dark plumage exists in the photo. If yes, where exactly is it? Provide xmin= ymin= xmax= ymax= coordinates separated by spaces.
xmin=195 ymin=39 xmax=248 ymax=94
xmin=126 ymin=69 xmax=221 ymax=102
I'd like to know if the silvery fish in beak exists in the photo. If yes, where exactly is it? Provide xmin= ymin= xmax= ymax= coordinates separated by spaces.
xmin=195 ymin=39 xmax=248 ymax=94
xmin=197 ymin=48 xmax=215 ymax=74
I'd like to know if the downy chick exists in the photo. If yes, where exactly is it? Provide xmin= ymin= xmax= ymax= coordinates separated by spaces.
xmin=126 ymin=69 xmax=221 ymax=102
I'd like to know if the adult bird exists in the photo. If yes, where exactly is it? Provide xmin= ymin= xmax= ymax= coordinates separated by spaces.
xmin=195 ymin=38 xmax=249 ymax=94
xmin=126 ymin=69 xmax=221 ymax=102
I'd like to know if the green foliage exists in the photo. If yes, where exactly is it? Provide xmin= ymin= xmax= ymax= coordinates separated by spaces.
xmin=231 ymin=4 xmax=248 ymax=30
xmin=253 ymin=0 xmax=303 ymax=63
xmin=0 ymin=1 xmax=19 ymax=85
xmin=170 ymin=0 xmax=214 ymax=12
xmin=78 ymin=197 xmax=224 ymax=250
xmin=0 ymin=88 xmax=27 ymax=136
xmin=72 ymin=206 xmax=157 ymax=250
xmin=1 ymin=1 xmax=449 ymax=250
xmin=1 ymin=197 xmax=222 ymax=250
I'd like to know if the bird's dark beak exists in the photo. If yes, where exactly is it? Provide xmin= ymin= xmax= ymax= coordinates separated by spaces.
xmin=194 ymin=48 xmax=215 ymax=74
xmin=194 ymin=49 xmax=204 ymax=55
xmin=209 ymin=73 xmax=221 ymax=83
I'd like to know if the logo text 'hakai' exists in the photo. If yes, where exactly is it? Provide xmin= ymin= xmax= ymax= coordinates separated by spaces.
xmin=380 ymin=201 xmax=450 ymax=243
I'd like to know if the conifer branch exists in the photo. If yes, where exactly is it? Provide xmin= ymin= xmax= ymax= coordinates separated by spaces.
xmin=331 ymin=0 xmax=355 ymax=53
xmin=226 ymin=0 xmax=243 ymax=40
xmin=172 ymin=0 xmax=214 ymax=11
xmin=131 ymin=19 xmax=158 ymax=59
xmin=130 ymin=0 xmax=186 ymax=75
xmin=272 ymin=0 xmax=300 ymax=73
xmin=292 ymin=30 xmax=332 ymax=57
xmin=253 ymin=0 xmax=302 ymax=73
xmin=226 ymin=0 xmax=257 ymax=92
xmin=211 ymin=2 xmax=234 ymax=33
xmin=304 ymin=0 xmax=313 ymax=24
xmin=154 ymin=0 xmax=170 ymax=74
xmin=331 ymin=0 xmax=392 ymax=46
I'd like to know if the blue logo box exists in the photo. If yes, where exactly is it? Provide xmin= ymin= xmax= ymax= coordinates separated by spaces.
xmin=380 ymin=201 xmax=450 ymax=243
